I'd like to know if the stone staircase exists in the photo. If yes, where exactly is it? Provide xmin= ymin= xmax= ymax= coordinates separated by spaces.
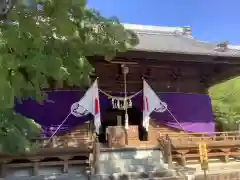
xmin=99 ymin=148 xmax=166 ymax=174
xmin=98 ymin=148 xmax=181 ymax=179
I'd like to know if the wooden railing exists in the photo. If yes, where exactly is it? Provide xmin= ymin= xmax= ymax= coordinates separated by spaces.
xmin=159 ymin=131 xmax=240 ymax=166
xmin=0 ymin=131 xmax=95 ymax=177
xmin=32 ymin=129 xmax=93 ymax=151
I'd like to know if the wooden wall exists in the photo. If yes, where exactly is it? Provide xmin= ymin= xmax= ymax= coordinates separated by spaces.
xmin=93 ymin=58 xmax=216 ymax=93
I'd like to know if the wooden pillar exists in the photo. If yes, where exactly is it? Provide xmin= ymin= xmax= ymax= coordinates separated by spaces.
xmin=63 ymin=158 xmax=69 ymax=173
xmin=224 ymin=153 xmax=230 ymax=163
xmin=163 ymin=139 xmax=168 ymax=163
xmin=52 ymin=136 xmax=57 ymax=148
xmin=107 ymin=127 xmax=112 ymax=148
xmin=0 ymin=162 xmax=6 ymax=178
xmin=89 ymin=152 xmax=94 ymax=175
xmin=180 ymin=155 xmax=186 ymax=167
xmin=32 ymin=160 xmax=39 ymax=176
xmin=166 ymin=136 xmax=173 ymax=169
xmin=125 ymin=128 xmax=128 ymax=146
xmin=117 ymin=115 xmax=122 ymax=126
xmin=94 ymin=141 xmax=100 ymax=174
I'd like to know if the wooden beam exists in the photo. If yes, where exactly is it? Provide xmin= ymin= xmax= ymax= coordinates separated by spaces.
xmin=209 ymin=65 xmax=240 ymax=86
xmin=117 ymin=51 xmax=240 ymax=64
xmin=5 ymin=160 xmax=87 ymax=168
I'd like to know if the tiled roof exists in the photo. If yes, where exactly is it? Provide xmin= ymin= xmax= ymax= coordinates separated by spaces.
xmin=124 ymin=24 xmax=240 ymax=57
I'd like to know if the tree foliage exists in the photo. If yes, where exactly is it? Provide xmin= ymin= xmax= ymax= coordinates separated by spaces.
xmin=209 ymin=77 xmax=240 ymax=131
xmin=0 ymin=0 xmax=138 ymax=155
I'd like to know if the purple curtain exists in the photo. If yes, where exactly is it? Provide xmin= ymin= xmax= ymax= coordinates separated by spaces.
xmin=126 ymin=92 xmax=215 ymax=133
xmin=14 ymin=91 xmax=215 ymax=135
xmin=151 ymin=93 xmax=215 ymax=133
xmin=15 ymin=91 xmax=109 ymax=136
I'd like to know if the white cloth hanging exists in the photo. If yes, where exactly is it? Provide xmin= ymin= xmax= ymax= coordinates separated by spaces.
xmin=71 ymin=79 xmax=101 ymax=134
xmin=143 ymin=80 xmax=167 ymax=131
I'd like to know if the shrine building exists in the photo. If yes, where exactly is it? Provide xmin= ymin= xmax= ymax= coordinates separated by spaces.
xmin=6 ymin=24 xmax=240 ymax=178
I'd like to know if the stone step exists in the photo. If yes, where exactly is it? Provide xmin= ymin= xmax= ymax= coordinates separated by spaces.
xmin=99 ymin=162 xmax=166 ymax=174
xmin=99 ymin=149 xmax=163 ymax=161
xmin=98 ymin=149 xmax=168 ymax=175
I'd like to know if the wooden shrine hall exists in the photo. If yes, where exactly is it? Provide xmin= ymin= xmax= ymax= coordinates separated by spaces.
xmin=4 ymin=24 xmax=240 ymax=177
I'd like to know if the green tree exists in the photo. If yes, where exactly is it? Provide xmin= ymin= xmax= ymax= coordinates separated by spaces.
xmin=209 ymin=77 xmax=240 ymax=131
xmin=0 ymin=0 xmax=138 ymax=155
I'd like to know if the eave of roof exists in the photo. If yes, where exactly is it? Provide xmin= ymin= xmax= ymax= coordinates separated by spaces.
xmin=123 ymin=23 xmax=240 ymax=58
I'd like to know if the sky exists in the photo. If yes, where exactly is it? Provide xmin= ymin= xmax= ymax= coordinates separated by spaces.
xmin=87 ymin=0 xmax=240 ymax=45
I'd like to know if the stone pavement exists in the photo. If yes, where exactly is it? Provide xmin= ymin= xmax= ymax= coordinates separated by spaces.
xmin=2 ymin=173 xmax=185 ymax=180
xmin=177 ymin=161 xmax=240 ymax=180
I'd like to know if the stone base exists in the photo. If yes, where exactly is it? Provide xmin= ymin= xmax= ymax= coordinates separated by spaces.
xmin=99 ymin=148 xmax=168 ymax=174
